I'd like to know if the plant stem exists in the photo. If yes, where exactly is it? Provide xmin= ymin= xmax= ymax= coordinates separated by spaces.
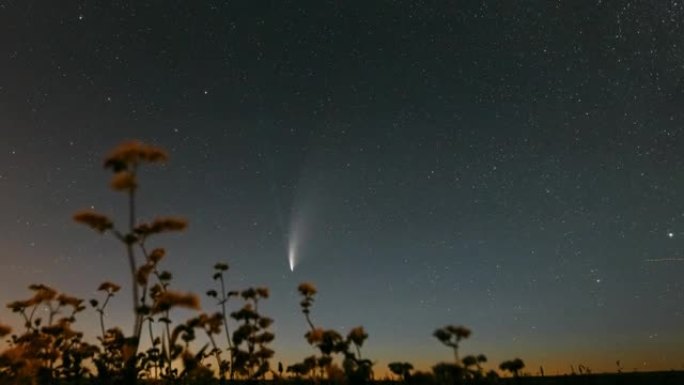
xmin=126 ymin=168 xmax=141 ymax=346
xmin=304 ymin=312 xmax=315 ymax=331
xmin=218 ymin=274 xmax=235 ymax=380
xmin=205 ymin=329 xmax=225 ymax=381
xmin=123 ymin=167 xmax=141 ymax=385
xmin=147 ymin=317 xmax=159 ymax=379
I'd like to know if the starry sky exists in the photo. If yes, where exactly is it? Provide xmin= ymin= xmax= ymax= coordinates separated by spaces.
xmin=1 ymin=0 xmax=684 ymax=376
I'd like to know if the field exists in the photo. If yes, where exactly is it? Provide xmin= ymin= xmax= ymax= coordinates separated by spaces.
xmin=0 ymin=142 xmax=677 ymax=385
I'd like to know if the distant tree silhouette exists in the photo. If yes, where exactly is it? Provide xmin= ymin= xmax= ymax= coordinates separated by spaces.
xmin=462 ymin=355 xmax=477 ymax=379
xmin=462 ymin=355 xmax=477 ymax=368
xmin=459 ymin=353 xmax=488 ymax=380
xmin=499 ymin=358 xmax=525 ymax=377
xmin=433 ymin=325 xmax=471 ymax=363
xmin=388 ymin=361 xmax=413 ymax=381
xmin=476 ymin=354 xmax=488 ymax=373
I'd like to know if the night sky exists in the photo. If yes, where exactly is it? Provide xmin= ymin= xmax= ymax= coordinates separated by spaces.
xmin=1 ymin=0 xmax=684 ymax=375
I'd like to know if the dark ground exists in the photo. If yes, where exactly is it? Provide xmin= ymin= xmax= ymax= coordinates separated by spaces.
xmin=2 ymin=371 xmax=682 ymax=385
xmin=497 ymin=370 xmax=684 ymax=385
xmin=372 ymin=371 xmax=684 ymax=385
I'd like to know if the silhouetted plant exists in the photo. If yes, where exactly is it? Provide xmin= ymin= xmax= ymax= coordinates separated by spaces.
xmin=342 ymin=326 xmax=373 ymax=383
xmin=462 ymin=355 xmax=478 ymax=380
xmin=229 ymin=287 xmax=274 ymax=380
xmin=476 ymin=354 xmax=487 ymax=372
xmin=0 ymin=324 xmax=10 ymax=338
xmin=73 ymin=140 xmax=192 ymax=383
xmin=286 ymin=355 xmax=316 ymax=379
xmin=433 ymin=325 xmax=471 ymax=364
xmin=577 ymin=363 xmax=591 ymax=375
xmin=295 ymin=282 xmax=374 ymax=383
xmin=297 ymin=282 xmax=317 ymax=330
xmin=89 ymin=281 xmax=126 ymax=384
xmin=408 ymin=370 xmax=436 ymax=385
xmin=499 ymin=358 xmax=525 ymax=377
xmin=159 ymin=311 xmax=218 ymax=384
xmin=462 ymin=353 xmax=489 ymax=381
xmin=2 ymin=284 xmax=94 ymax=384
xmin=206 ymin=262 xmax=237 ymax=381
xmin=0 ymin=322 xmax=16 ymax=380
xmin=388 ymin=361 xmax=413 ymax=381
xmin=484 ymin=370 xmax=499 ymax=383
xmin=433 ymin=362 xmax=466 ymax=385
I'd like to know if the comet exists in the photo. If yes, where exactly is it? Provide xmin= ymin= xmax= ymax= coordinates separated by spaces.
xmin=288 ymin=239 xmax=297 ymax=272
xmin=288 ymin=223 xmax=301 ymax=272
xmin=287 ymin=188 xmax=314 ymax=272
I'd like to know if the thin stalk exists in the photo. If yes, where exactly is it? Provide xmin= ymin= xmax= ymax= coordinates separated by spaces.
xmin=135 ymin=242 xmax=151 ymax=340
xmin=123 ymin=166 xmax=140 ymax=385
xmin=218 ymin=275 xmax=234 ymax=349
xmin=218 ymin=274 xmax=235 ymax=380
xmin=98 ymin=292 xmax=113 ymax=339
xmin=152 ymin=268 xmax=173 ymax=370
xmin=21 ymin=309 xmax=32 ymax=332
xmin=304 ymin=312 xmax=315 ymax=331
xmin=164 ymin=311 xmax=172 ymax=373
xmin=27 ymin=304 xmax=39 ymax=330
xmin=204 ymin=329 xmax=225 ymax=381
xmin=127 ymin=187 xmax=141 ymax=341
xmin=147 ymin=317 xmax=159 ymax=379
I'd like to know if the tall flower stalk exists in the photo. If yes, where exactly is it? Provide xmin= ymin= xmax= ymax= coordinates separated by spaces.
xmin=73 ymin=140 xmax=186 ymax=382
xmin=207 ymin=262 xmax=237 ymax=381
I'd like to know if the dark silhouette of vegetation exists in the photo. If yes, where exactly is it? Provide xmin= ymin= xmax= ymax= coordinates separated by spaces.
xmin=429 ymin=325 xmax=502 ymax=385
xmin=499 ymin=358 xmax=525 ymax=377
xmin=0 ymin=141 xmax=544 ymax=385
xmin=433 ymin=325 xmax=471 ymax=364
xmin=229 ymin=287 xmax=275 ymax=379
xmin=74 ymin=140 xmax=193 ymax=383
xmin=388 ymin=361 xmax=413 ymax=381
xmin=289 ymin=282 xmax=374 ymax=383
xmin=1 ymin=284 xmax=95 ymax=384
xmin=206 ymin=262 xmax=234 ymax=383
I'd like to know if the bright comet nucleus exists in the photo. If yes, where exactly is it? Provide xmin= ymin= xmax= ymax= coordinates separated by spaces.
xmin=287 ymin=193 xmax=312 ymax=272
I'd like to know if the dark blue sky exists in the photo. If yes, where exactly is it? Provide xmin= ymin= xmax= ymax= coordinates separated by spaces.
xmin=1 ymin=0 xmax=683 ymax=374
